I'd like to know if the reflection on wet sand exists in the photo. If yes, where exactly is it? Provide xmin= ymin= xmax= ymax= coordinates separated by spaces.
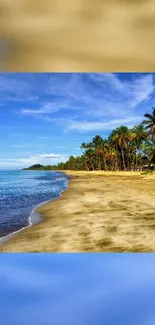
xmin=0 ymin=0 xmax=155 ymax=71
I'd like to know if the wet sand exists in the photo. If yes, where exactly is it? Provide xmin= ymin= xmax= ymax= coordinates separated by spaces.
xmin=1 ymin=171 xmax=155 ymax=252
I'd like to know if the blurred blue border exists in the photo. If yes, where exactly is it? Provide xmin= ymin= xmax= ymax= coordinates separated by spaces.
xmin=0 ymin=253 xmax=155 ymax=325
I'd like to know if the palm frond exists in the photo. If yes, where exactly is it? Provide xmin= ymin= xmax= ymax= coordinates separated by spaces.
xmin=145 ymin=125 xmax=153 ymax=129
xmin=142 ymin=120 xmax=152 ymax=125
xmin=144 ymin=113 xmax=153 ymax=119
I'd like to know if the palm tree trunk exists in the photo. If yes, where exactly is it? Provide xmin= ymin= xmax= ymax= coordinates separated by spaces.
xmin=103 ymin=157 xmax=107 ymax=170
xmin=90 ymin=159 xmax=95 ymax=170
xmin=132 ymin=155 xmax=135 ymax=171
xmin=127 ymin=159 xmax=130 ymax=171
xmin=135 ymin=154 xmax=138 ymax=170
xmin=121 ymin=149 xmax=126 ymax=170
xmin=98 ymin=155 xmax=101 ymax=170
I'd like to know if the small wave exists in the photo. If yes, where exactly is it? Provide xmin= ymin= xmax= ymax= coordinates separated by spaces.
xmin=0 ymin=177 xmax=69 ymax=246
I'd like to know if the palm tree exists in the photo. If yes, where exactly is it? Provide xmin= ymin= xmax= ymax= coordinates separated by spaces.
xmin=132 ymin=124 xmax=147 ymax=143
xmin=109 ymin=126 xmax=133 ymax=170
xmin=150 ymin=146 xmax=155 ymax=163
xmin=131 ymin=124 xmax=148 ymax=168
xmin=92 ymin=135 xmax=104 ymax=170
xmin=105 ymin=148 xmax=117 ymax=170
xmin=80 ymin=142 xmax=96 ymax=170
xmin=142 ymin=107 xmax=155 ymax=140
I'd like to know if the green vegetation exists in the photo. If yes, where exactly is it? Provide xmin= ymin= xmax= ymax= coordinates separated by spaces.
xmin=23 ymin=164 xmax=53 ymax=171
xmin=23 ymin=164 xmax=44 ymax=170
xmin=141 ymin=170 xmax=155 ymax=176
xmin=23 ymin=108 xmax=155 ymax=172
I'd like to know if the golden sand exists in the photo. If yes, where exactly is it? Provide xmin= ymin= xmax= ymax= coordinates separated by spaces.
xmin=0 ymin=0 xmax=155 ymax=71
xmin=1 ymin=170 xmax=155 ymax=252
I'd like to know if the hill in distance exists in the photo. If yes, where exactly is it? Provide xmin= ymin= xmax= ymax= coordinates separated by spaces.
xmin=23 ymin=164 xmax=45 ymax=170
xmin=22 ymin=164 xmax=57 ymax=171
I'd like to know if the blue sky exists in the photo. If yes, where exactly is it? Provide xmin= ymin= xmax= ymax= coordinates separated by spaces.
xmin=1 ymin=253 xmax=155 ymax=325
xmin=0 ymin=72 xmax=155 ymax=169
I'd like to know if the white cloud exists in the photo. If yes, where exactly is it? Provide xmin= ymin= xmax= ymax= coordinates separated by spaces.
xmin=88 ymin=73 xmax=154 ymax=101
xmin=88 ymin=73 xmax=125 ymax=91
xmin=68 ymin=116 xmax=142 ymax=131
xmin=1 ymin=73 xmax=155 ymax=142
xmin=129 ymin=74 xmax=155 ymax=107
xmin=39 ymin=153 xmax=60 ymax=158
xmin=21 ymin=101 xmax=69 ymax=115
xmin=0 ymin=153 xmax=70 ymax=169
xmin=0 ymin=74 xmax=38 ymax=104
xmin=10 ymin=73 xmax=154 ymax=133
xmin=0 ymin=75 xmax=29 ymax=94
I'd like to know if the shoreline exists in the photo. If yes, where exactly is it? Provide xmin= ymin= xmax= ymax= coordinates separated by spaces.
xmin=0 ymin=204 xmax=44 ymax=246
xmin=1 ymin=170 xmax=155 ymax=252
xmin=0 ymin=174 xmax=70 ymax=247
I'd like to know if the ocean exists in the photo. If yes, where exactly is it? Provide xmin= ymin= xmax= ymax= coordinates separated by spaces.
xmin=0 ymin=170 xmax=69 ymax=239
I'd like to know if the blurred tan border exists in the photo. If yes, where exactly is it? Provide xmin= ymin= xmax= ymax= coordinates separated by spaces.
xmin=0 ymin=0 xmax=155 ymax=72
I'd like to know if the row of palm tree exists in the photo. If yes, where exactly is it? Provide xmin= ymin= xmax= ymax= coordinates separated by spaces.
xmin=50 ymin=107 xmax=155 ymax=171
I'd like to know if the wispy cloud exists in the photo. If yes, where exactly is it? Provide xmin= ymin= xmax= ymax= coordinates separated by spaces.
xmin=2 ymin=72 xmax=154 ymax=123
xmin=87 ymin=73 xmax=155 ymax=109
xmin=21 ymin=101 xmax=70 ymax=115
xmin=129 ymin=74 xmax=155 ymax=107
xmin=0 ymin=74 xmax=39 ymax=104
xmin=18 ymin=73 xmax=155 ymax=129
xmin=0 ymin=153 xmax=70 ymax=168
xmin=68 ymin=116 xmax=143 ymax=132
xmin=39 ymin=153 xmax=61 ymax=158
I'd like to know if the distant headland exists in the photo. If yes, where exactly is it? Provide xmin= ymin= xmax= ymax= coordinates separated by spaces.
xmin=22 ymin=164 xmax=55 ymax=171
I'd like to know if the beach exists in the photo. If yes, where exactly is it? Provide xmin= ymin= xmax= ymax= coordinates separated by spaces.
xmin=1 ymin=171 xmax=155 ymax=252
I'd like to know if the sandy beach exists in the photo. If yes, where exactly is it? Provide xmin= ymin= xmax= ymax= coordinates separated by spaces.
xmin=1 ymin=171 xmax=155 ymax=252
